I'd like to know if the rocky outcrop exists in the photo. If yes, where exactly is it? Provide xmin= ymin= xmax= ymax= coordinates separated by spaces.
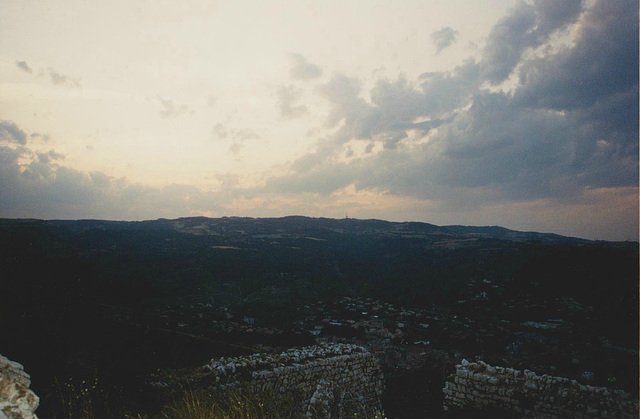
xmin=0 ymin=355 xmax=39 ymax=419
xmin=443 ymin=359 xmax=638 ymax=419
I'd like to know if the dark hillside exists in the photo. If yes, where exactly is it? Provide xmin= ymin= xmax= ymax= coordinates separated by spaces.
xmin=0 ymin=216 xmax=637 ymax=417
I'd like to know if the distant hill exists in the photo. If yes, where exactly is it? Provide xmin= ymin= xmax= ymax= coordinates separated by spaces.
xmin=1 ymin=215 xmax=635 ymax=304
xmin=442 ymin=224 xmax=592 ymax=244
xmin=18 ymin=215 xmax=594 ymax=243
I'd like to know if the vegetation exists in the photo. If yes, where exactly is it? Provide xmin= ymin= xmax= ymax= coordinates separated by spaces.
xmin=50 ymin=378 xmax=386 ymax=419
xmin=52 ymin=376 xmax=108 ymax=419
xmin=159 ymin=389 xmax=290 ymax=419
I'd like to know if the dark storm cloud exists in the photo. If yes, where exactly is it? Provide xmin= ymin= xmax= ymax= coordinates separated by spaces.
xmin=0 ymin=121 xmax=28 ymax=145
xmin=512 ymin=0 xmax=639 ymax=190
xmin=514 ymin=0 xmax=638 ymax=110
xmin=15 ymin=61 xmax=33 ymax=74
xmin=481 ymin=0 xmax=582 ymax=84
xmin=316 ymin=62 xmax=476 ymax=149
xmin=289 ymin=53 xmax=323 ymax=80
xmin=430 ymin=27 xmax=459 ymax=53
xmin=533 ymin=0 xmax=583 ymax=34
xmin=276 ymin=85 xmax=308 ymax=119
xmin=427 ymin=92 xmax=595 ymax=199
xmin=480 ymin=1 xmax=536 ymax=83
xmin=35 ymin=150 xmax=65 ymax=164
xmin=261 ymin=0 xmax=637 ymax=208
xmin=265 ymin=91 xmax=586 ymax=201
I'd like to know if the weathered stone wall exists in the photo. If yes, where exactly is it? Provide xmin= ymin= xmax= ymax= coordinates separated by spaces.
xmin=0 ymin=354 xmax=39 ymax=419
xmin=443 ymin=359 xmax=638 ymax=419
xmin=204 ymin=343 xmax=384 ymax=418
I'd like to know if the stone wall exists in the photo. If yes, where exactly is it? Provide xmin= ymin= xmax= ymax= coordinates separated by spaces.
xmin=146 ymin=343 xmax=385 ymax=417
xmin=443 ymin=359 xmax=638 ymax=419
xmin=202 ymin=343 xmax=385 ymax=418
xmin=0 ymin=354 xmax=39 ymax=419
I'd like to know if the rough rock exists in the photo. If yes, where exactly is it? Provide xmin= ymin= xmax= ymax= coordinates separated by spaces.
xmin=443 ymin=360 xmax=638 ymax=419
xmin=0 ymin=354 xmax=39 ymax=419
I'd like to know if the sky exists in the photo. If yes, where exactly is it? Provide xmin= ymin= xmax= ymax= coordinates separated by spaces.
xmin=0 ymin=0 xmax=638 ymax=241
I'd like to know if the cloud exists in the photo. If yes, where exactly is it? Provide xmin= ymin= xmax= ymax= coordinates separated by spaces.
xmin=15 ymin=61 xmax=33 ymax=74
xmin=0 ymin=121 xmax=28 ymax=145
xmin=262 ymin=83 xmax=630 ymax=203
xmin=514 ymin=0 xmax=638 ymax=111
xmin=317 ymin=73 xmax=370 ymax=138
xmin=157 ymin=96 xmax=194 ymax=119
xmin=276 ymin=85 xmax=308 ymax=119
xmin=212 ymin=123 xmax=260 ymax=155
xmin=258 ymin=0 xmax=637 ymax=232
xmin=430 ymin=27 xmax=459 ymax=53
xmin=481 ymin=0 xmax=582 ymax=84
xmin=533 ymin=0 xmax=585 ymax=36
xmin=233 ymin=129 xmax=260 ymax=141
xmin=90 ymin=171 xmax=112 ymax=189
xmin=0 ymin=129 xmax=231 ymax=220
xmin=316 ymin=63 xmax=476 ymax=149
xmin=212 ymin=123 xmax=259 ymax=142
xmin=15 ymin=61 xmax=83 ymax=89
xmin=30 ymin=133 xmax=51 ymax=142
xmin=289 ymin=53 xmax=323 ymax=80
xmin=212 ymin=123 xmax=228 ymax=139
xmin=45 ymin=67 xmax=82 ymax=89
xmin=0 ymin=0 xmax=635 ymax=241
xmin=35 ymin=150 xmax=65 ymax=164
xmin=229 ymin=143 xmax=243 ymax=155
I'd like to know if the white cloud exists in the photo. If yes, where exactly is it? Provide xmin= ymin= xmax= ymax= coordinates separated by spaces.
xmin=289 ymin=53 xmax=322 ymax=80
xmin=430 ymin=27 xmax=459 ymax=53
xmin=15 ymin=60 xmax=33 ymax=74
xmin=276 ymin=85 xmax=308 ymax=119
xmin=157 ymin=97 xmax=194 ymax=119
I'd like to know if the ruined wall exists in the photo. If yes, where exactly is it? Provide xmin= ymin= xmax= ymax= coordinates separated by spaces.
xmin=0 ymin=354 xmax=39 ymax=419
xmin=203 ymin=343 xmax=384 ymax=418
xmin=443 ymin=359 xmax=638 ymax=419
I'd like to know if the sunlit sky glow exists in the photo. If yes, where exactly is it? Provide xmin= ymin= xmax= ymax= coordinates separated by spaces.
xmin=1 ymin=0 xmax=638 ymax=241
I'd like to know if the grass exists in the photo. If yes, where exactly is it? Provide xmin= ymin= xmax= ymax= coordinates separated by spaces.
xmin=159 ymin=389 xmax=388 ymax=419
xmin=49 ymin=377 xmax=387 ymax=419
xmin=48 ymin=378 xmax=386 ymax=419
xmin=51 ymin=376 xmax=112 ymax=419
xmin=159 ymin=388 xmax=290 ymax=419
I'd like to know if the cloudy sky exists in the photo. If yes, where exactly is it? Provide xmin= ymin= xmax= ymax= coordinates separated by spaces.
xmin=1 ymin=0 xmax=637 ymax=240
